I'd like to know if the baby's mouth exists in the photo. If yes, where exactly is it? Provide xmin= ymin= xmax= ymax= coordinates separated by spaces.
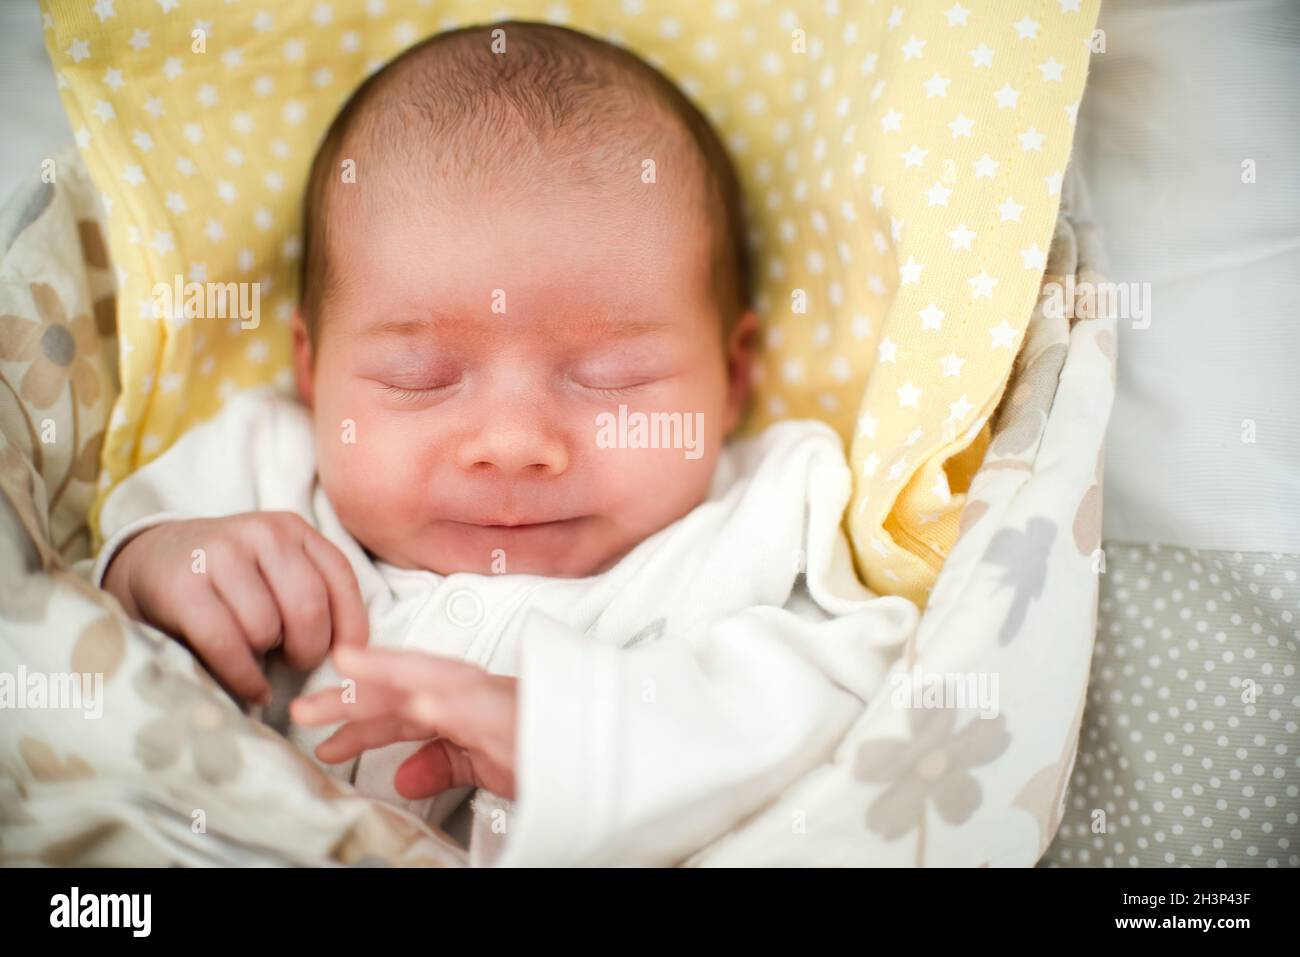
xmin=448 ymin=517 xmax=581 ymax=531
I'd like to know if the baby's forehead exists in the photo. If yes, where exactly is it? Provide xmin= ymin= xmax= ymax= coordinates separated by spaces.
xmin=304 ymin=22 xmax=747 ymax=340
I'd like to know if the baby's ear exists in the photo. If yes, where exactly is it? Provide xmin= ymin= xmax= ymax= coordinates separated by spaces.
xmin=723 ymin=308 xmax=759 ymax=434
xmin=291 ymin=309 xmax=316 ymax=410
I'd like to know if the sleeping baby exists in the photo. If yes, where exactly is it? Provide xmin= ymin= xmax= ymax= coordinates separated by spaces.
xmin=91 ymin=21 xmax=918 ymax=866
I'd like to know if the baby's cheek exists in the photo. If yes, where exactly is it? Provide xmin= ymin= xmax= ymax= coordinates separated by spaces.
xmin=316 ymin=414 xmax=414 ymax=523
xmin=601 ymin=443 xmax=717 ymax=531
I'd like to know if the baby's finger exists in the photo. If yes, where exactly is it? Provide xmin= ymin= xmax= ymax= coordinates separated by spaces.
xmin=209 ymin=554 xmax=282 ymax=654
xmin=174 ymin=586 xmax=271 ymax=704
xmin=332 ymin=645 xmax=481 ymax=696
xmin=315 ymin=716 xmax=433 ymax=764
xmin=394 ymin=739 xmax=477 ymax=799
xmin=259 ymin=541 xmax=332 ymax=670
xmin=289 ymin=681 xmax=410 ymax=725
xmin=301 ymin=530 xmax=369 ymax=648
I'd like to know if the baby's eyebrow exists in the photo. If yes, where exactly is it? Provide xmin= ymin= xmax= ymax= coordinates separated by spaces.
xmin=358 ymin=311 xmax=672 ymax=340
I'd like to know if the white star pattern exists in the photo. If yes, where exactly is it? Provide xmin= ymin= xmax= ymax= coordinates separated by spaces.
xmin=896 ymin=381 xmax=923 ymax=408
xmin=923 ymin=73 xmax=949 ymax=97
xmin=1020 ymin=243 xmax=1047 ymax=270
xmin=969 ymin=43 xmax=994 ymax=68
xmin=998 ymin=196 xmax=1024 ymax=221
xmin=989 ymin=320 xmax=1019 ymax=349
xmin=898 ymin=256 xmax=925 ymax=285
xmin=924 ymin=181 xmax=952 ymax=206
xmin=947 ymin=395 xmax=974 ymax=422
xmin=973 ymin=154 xmax=999 ymax=178
xmin=947 ymin=223 xmax=976 ymax=250
xmin=1018 ymin=126 xmax=1046 ymax=151
xmin=91 ymin=100 xmax=115 ymax=123
xmin=919 ymin=303 xmax=945 ymax=330
xmin=968 ymin=270 xmax=998 ymax=299
xmin=1013 ymin=17 xmax=1040 ymax=40
xmin=857 ymin=411 xmax=879 ymax=438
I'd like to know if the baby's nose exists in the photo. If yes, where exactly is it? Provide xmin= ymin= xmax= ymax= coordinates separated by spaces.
xmin=456 ymin=420 xmax=569 ymax=477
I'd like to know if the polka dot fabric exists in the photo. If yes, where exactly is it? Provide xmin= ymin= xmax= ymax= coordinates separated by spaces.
xmin=42 ymin=1 xmax=1099 ymax=602
xmin=1043 ymin=543 xmax=1300 ymax=867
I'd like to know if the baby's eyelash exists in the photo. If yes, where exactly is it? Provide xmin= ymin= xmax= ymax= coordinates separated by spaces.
xmin=590 ymin=385 xmax=644 ymax=398
xmin=380 ymin=383 xmax=454 ymax=401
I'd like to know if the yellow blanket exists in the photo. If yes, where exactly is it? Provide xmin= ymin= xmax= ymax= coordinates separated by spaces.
xmin=44 ymin=0 xmax=1099 ymax=605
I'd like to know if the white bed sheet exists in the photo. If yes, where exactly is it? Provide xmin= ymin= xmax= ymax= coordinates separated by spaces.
xmin=1076 ymin=0 xmax=1300 ymax=554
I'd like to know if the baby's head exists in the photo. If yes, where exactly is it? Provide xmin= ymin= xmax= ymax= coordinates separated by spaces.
xmin=294 ymin=21 xmax=756 ymax=578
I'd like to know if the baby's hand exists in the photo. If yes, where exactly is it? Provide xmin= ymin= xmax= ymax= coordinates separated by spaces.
xmin=290 ymin=646 xmax=518 ymax=800
xmin=102 ymin=512 xmax=369 ymax=704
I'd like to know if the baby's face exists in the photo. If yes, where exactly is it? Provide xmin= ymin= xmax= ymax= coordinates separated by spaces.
xmin=294 ymin=185 xmax=753 ymax=577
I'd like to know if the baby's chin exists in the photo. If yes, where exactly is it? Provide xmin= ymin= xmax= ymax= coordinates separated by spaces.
xmin=360 ymin=516 xmax=630 ymax=579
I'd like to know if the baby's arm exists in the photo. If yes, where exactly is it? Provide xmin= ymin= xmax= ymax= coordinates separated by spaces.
xmin=494 ymin=594 xmax=917 ymax=867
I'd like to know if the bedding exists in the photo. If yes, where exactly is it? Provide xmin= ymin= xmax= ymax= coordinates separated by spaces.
xmin=1038 ymin=0 xmax=1300 ymax=866
xmin=1 ymin=146 xmax=1114 ymax=867
xmin=3 ymin=0 xmax=1119 ymax=867
xmin=1043 ymin=543 xmax=1300 ymax=867
xmin=1074 ymin=0 xmax=1300 ymax=555
xmin=40 ymin=0 xmax=1100 ymax=606
xmin=691 ymin=168 xmax=1114 ymax=865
